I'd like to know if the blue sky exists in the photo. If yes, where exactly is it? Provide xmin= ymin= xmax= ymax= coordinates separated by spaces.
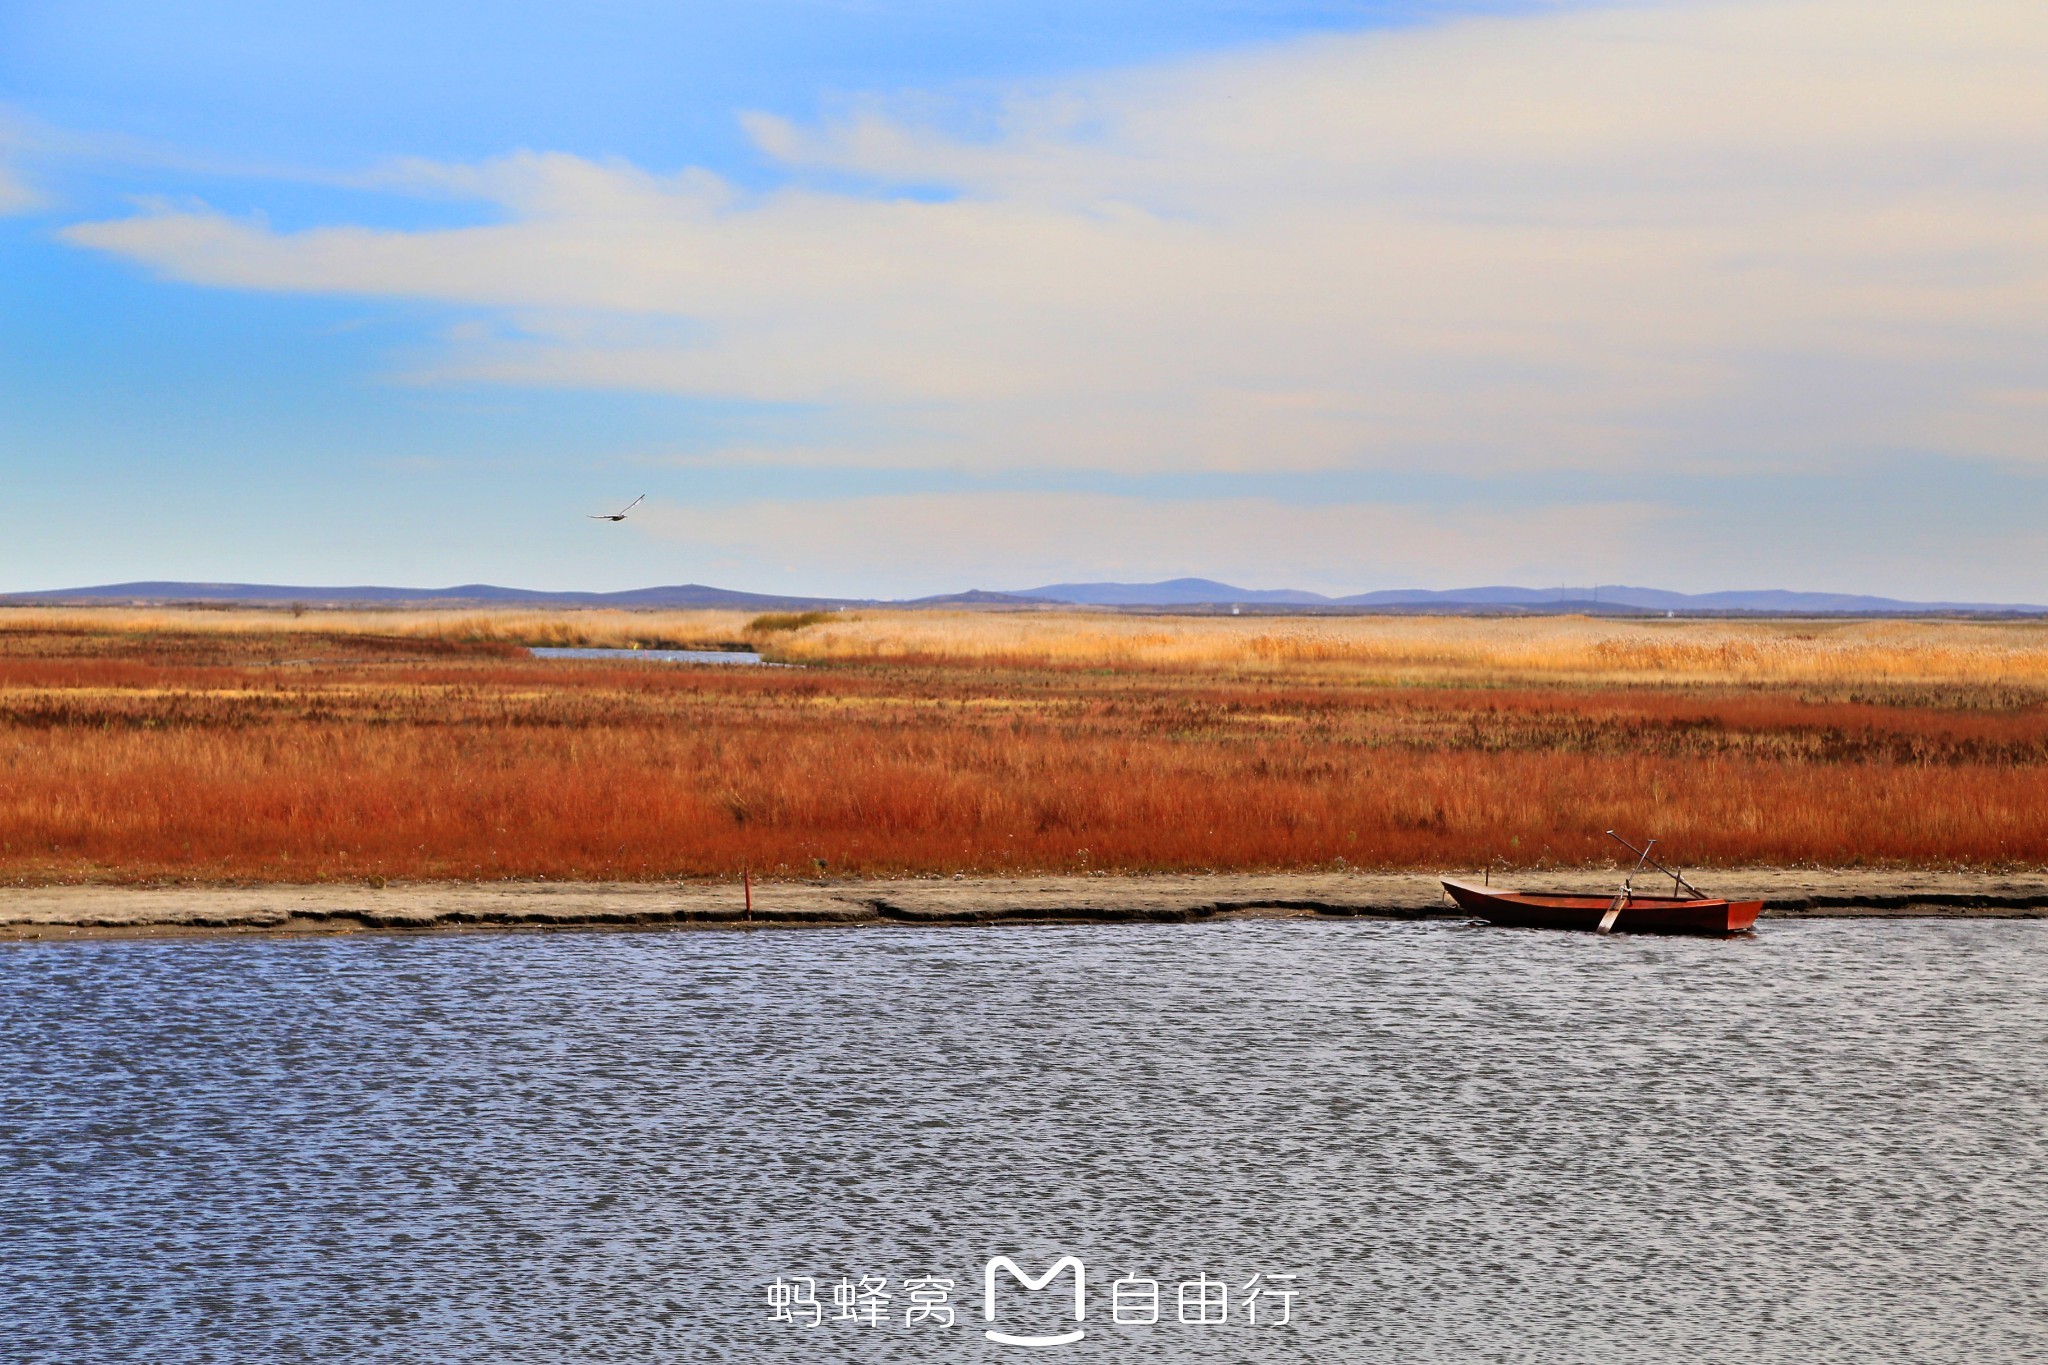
xmin=4 ymin=0 xmax=2046 ymax=599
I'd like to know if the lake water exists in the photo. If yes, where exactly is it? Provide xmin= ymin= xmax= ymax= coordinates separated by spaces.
xmin=2 ymin=919 xmax=2043 ymax=1362
xmin=529 ymin=648 xmax=767 ymax=665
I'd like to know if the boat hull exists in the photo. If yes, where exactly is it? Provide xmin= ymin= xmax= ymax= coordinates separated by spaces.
xmin=1441 ymin=880 xmax=1761 ymax=935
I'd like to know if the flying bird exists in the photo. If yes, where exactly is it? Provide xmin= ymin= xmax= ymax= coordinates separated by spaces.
xmin=589 ymin=494 xmax=645 ymax=522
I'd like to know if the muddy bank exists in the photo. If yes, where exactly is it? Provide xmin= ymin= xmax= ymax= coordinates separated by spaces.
xmin=4 ymin=869 xmax=2046 ymax=942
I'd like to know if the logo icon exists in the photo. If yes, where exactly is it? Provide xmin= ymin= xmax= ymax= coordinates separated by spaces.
xmin=982 ymin=1255 xmax=1086 ymax=1347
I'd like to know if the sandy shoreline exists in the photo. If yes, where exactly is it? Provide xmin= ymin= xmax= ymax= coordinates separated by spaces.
xmin=4 ymin=869 xmax=2046 ymax=942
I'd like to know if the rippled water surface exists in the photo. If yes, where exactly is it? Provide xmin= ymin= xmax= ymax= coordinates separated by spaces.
xmin=528 ymin=648 xmax=766 ymax=665
xmin=3 ymin=919 xmax=2044 ymax=1362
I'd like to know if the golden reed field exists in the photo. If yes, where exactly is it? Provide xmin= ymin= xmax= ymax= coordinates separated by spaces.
xmin=3 ymin=606 xmax=2047 ymax=884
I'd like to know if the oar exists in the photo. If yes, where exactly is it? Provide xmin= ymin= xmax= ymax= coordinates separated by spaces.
xmin=1599 ymin=832 xmax=1658 ymax=934
xmin=1606 ymin=830 xmax=1706 ymax=899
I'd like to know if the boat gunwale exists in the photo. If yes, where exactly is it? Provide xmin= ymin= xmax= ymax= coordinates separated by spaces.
xmin=1438 ymin=878 xmax=1756 ymax=911
xmin=1439 ymin=878 xmax=1763 ymax=934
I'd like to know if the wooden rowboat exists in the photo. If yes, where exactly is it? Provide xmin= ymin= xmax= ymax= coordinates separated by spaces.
xmin=1441 ymin=878 xmax=1762 ymax=935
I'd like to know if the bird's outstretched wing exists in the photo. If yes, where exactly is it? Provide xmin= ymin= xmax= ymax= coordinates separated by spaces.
xmin=589 ymin=495 xmax=645 ymax=521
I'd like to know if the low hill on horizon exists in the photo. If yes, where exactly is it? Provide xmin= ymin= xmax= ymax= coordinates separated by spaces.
xmin=6 ymin=578 xmax=2043 ymax=616
xmin=1012 ymin=577 xmax=2047 ymax=615
xmin=1 ymin=581 xmax=889 ymax=611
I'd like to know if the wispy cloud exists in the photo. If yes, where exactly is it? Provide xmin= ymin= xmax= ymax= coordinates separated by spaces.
xmin=59 ymin=0 xmax=2048 ymax=479
xmin=0 ymin=168 xmax=40 ymax=215
xmin=0 ymin=119 xmax=47 ymax=214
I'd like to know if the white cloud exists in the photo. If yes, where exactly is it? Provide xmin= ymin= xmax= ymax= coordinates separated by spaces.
xmin=0 ymin=171 xmax=37 ymax=214
xmin=60 ymin=0 xmax=2048 ymax=477
xmin=0 ymin=123 xmax=45 ymax=215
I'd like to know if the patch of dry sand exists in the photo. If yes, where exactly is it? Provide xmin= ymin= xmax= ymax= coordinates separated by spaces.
xmin=3 ymin=870 xmax=2045 ymax=941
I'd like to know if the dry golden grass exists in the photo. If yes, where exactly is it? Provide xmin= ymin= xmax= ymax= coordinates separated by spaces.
xmin=763 ymin=610 xmax=2048 ymax=685
xmin=2 ymin=608 xmax=2046 ymax=883
xmin=0 ymin=605 xmax=763 ymax=652
xmin=11 ymin=606 xmax=2046 ymax=686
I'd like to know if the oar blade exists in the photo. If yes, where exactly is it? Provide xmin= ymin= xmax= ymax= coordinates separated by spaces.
xmin=1598 ymin=897 xmax=1625 ymax=934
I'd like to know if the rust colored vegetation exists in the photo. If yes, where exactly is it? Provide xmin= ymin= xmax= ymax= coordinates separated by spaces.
xmin=3 ymin=608 xmax=2046 ymax=884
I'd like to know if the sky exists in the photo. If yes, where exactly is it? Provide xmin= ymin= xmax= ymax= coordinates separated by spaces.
xmin=3 ymin=0 xmax=2046 ymax=600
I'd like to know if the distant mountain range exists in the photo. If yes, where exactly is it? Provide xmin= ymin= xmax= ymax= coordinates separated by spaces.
xmin=6 ymin=578 xmax=2043 ymax=615
xmin=1011 ymin=577 xmax=2048 ymax=614
xmin=4 ymin=580 xmax=875 ymax=610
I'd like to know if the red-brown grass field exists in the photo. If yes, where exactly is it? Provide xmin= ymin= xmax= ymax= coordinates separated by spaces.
xmin=4 ymin=606 xmax=2047 ymax=884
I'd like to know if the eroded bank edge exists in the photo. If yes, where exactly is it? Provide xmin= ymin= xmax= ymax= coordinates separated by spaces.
xmin=5 ymin=882 xmax=2047 ymax=942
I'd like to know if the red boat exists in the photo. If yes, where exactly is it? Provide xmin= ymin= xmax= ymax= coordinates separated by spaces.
xmin=1440 ymin=879 xmax=1762 ymax=935
xmin=1443 ymin=832 xmax=1762 ymax=935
